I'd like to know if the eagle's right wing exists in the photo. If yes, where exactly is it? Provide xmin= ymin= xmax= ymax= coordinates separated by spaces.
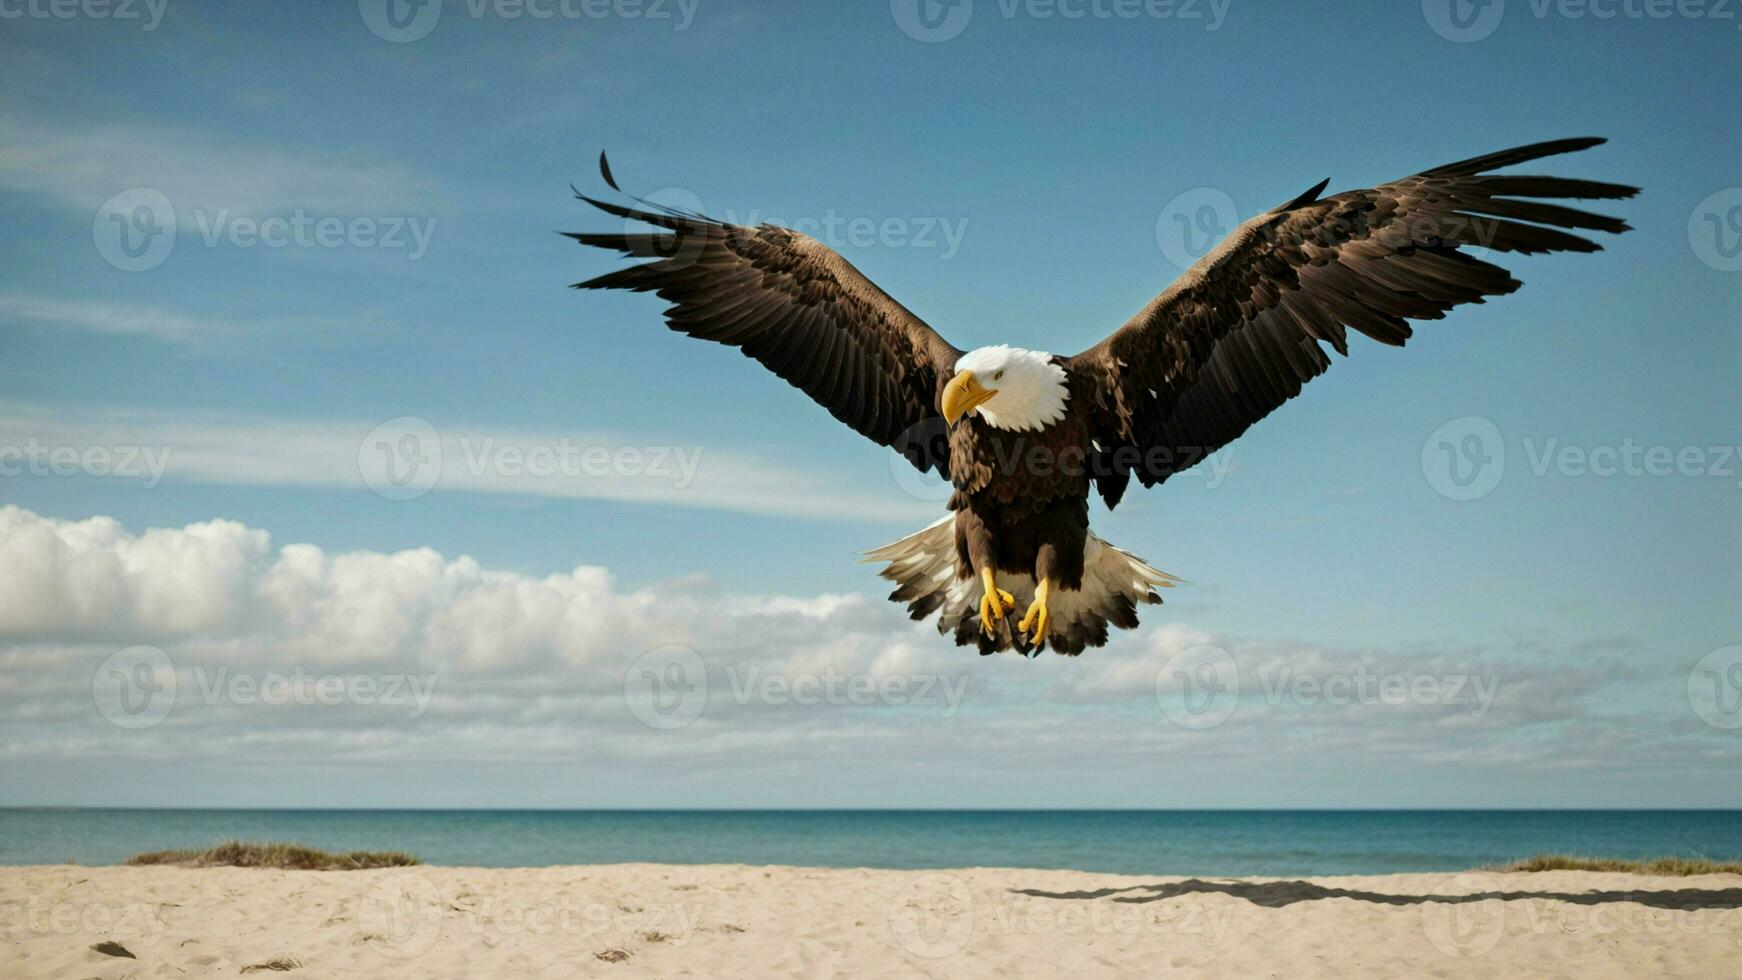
xmin=568 ymin=158 xmax=963 ymax=477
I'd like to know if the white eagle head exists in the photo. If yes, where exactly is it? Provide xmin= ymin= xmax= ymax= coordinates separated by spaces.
xmin=942 ymin=345 xmax=1069 ymax=432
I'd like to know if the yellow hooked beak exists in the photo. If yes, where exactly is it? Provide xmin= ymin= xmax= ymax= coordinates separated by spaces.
xmin=941 ymin=370 xmax=997 ymax=424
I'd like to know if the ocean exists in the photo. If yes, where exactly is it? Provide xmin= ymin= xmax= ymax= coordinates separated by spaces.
xmin=4 ymin=810 xmax=1741 ymax=875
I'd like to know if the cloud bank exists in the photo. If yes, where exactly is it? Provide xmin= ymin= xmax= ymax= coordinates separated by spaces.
xmin=1 ymin=505 xmax=1731 ymax=806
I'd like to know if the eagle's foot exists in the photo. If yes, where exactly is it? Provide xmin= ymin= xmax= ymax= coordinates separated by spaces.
xmin=1018 ymin=578 xmax=1052 ymax=653
xmin=978 ymin=567 xmax=1015 ymax=638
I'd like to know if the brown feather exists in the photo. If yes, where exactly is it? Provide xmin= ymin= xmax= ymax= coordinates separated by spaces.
xmin=569 ymin=192 xmax=963 ymax=476
xmin=1069 ymin=138 xmax=1636 ymax=502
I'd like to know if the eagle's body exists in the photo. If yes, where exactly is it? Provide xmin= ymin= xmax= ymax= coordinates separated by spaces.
xmin=869 ymin=349 xmax=1180 ymax=654
xmin=950 ymin=400 xmax=1093 ymax=578
xmin=569 ymin=139 xmax=1636 ymax=656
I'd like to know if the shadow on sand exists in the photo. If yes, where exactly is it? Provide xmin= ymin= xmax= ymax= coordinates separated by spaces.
xmin=1010 ymin=878 xmax=1742 ymax=911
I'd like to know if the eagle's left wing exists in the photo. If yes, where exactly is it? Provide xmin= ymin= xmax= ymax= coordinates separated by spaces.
xmin=1068 ymin=137 xmax=1637 ymax=508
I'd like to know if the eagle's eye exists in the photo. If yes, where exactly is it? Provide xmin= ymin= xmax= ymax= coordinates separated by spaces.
xmin=994 ymin=370 xmax=1005 ymax=380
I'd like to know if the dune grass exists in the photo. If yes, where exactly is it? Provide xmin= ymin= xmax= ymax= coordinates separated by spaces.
xmin=1491 ymin=854 xmax=1742 ymax=875
xmin=125 ymin=840 xmax=419 ymax=870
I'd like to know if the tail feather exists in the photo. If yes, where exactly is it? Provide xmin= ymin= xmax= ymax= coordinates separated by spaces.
xmin=864 ymin=519 xmax=1178 ymax=656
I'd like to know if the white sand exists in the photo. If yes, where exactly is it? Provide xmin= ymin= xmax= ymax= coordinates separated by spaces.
xmin=4 ymin=864 xmax=1740 ymax=977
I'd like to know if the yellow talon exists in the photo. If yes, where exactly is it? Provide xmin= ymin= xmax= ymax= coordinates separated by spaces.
xmin=1018 ymin=578 xmax=1052 ymax=648
xmin=978 ymin=567 xmax=1014 ymax=636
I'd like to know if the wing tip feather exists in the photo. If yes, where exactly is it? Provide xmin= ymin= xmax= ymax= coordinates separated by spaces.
xmin=599 ymin=150 xmax=621 ymax=192
xmin=1426 ymin=136 xmax=1612 ymax=176
xmin=1279 ymin=177 xmax=1330 ymax=212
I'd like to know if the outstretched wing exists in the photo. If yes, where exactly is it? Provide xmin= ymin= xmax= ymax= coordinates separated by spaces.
xmin=1070 ymin=137 xmax=1637 ymax=508
xmin=567 ymin=159 xmax=963 ymax=476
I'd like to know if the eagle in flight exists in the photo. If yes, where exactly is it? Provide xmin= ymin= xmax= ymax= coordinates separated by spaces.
xmin=568 ymin=138 xmax=1635 ymax=657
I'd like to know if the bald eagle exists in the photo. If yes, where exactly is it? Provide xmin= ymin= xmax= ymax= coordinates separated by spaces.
xmin=568 ymin=138 xmax=1635 ymax=656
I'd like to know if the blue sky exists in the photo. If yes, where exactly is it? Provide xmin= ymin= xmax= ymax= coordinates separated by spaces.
xmin=0 ymin=0 xmax=1738 ymax=808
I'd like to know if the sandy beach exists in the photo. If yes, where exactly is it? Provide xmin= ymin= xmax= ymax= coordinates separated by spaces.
xmin=4 ymin=863 xmax=1740 ymax=977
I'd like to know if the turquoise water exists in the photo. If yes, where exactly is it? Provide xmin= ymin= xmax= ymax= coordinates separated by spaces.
xmin=3 ymin=810 xmax=1739 ymax=876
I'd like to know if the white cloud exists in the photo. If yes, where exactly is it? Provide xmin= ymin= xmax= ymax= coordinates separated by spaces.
xmin=0 ymin=403 xmax=936 ymax=522
xmin=0 ymin=293 xmax=238 ymax=344
xmin=0 ymin=117 xmax=433 ymax=221
xmin=0 ymin=505 xmax=928 ymax=676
